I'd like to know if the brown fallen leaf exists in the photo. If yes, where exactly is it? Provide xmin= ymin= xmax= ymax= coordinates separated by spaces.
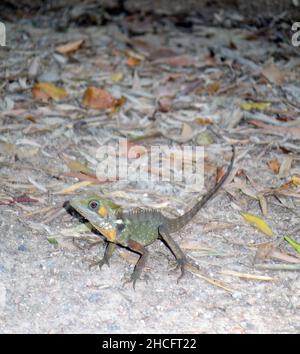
xmin=267 ymin=159 xmax=280 ymax=174
xmin=55 ymin=39 xmax=84 ymax=54
xmin=82 ymin=87 xmax=117 ymax=110
xmin=262 ymin=62 xmax=285 ymax=85
xmin=195 ymin=117 xmax=214 ymax=125
xmin=127 ymin=56 xmax=141 ymax=66
xmin=158 ymin=96 xmax=173 ymax=112
xmin=250 ymin=120 xmax=300 ymax=140
xmin=254 ymin=242 xmax=300 ymax=264
xmin=206 ymin=82 xmax=220 ymax=94
xmin=153 ymin=54 xmax=196 ymax=67
xmin=32 ymin=82 xmax=68 ymax=101
xmin=254 ymin=242 xmax=276 ymax=263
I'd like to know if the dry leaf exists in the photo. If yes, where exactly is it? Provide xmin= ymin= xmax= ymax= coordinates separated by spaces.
xmin=181 ymin=123 xmax=193 ymax=141
xmin=258 ymin=193 xmax=268 ymax=216
xmin=254 ymin=243 xmax=275 ymax=262
xmin=158 ymin=96 xmax=173 ymax=112
xmin=82 ymin=87 xmax=117 ymax=110
xmin=195 ymin=117 xmax=213 ymax=125
xmin=291 ymin=175 xmax=300 ymax=186
xmin=55 ymin=39 xmax=84 ymax=54
xmin=240 ymin=102 xmax=270 ymax=111
xmin=241 ymin=213 xmax=274 ymax=236
xmin=111 ymin=72 xmax=124 ymax=82
xmin=267 ymin=159 xmax=280 ymax=174
xmin=262 ymin=62 xmax=285 ymax=85
xmin=206 ymin=82 xmax=220 ymax=94
xmin=278 ymin=156 xmax=293 ymax=179
xmin=154 ymin=54 xmax=196 ymax=67
xmin=62 ymin=155 xmax=93 ymax=175
xmin=32 ymin=82 xmax=68 ymax=101
xmin=250 ymin=120 xmax=300 ymax=139
xmin=127 ymin=56 xmax=141 ymax=66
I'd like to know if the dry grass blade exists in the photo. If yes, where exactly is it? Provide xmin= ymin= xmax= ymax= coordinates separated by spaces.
xmin=185 ymin=263 xmax=235 ymax=293
xmin=220 ymin=270 xmax=273 ymax=281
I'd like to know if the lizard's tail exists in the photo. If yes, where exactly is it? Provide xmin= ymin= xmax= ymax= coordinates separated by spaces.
xmin=165 ymin=145 xmax=235 ymax=233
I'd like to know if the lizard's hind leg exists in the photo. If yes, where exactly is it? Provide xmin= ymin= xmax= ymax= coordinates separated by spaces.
xmin=89 ymin=241 xmax=116 ymax=270
xmin=158 ymin=225 xmax=187 ymax=282
xmin=124 ymin=240 xmax=149 ymax=289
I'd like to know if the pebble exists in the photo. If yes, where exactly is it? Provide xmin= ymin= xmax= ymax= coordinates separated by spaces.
xmin=18 ymin=245 xmax=27 ymax=252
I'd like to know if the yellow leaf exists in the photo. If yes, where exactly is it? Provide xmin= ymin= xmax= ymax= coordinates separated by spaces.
xmin=32 ymin=82 xmax=68 ymax=101
xmin=111 ymin=72 xmax=124 ymax=82
xmin=291 ymin=175 xmax=300 ymax=186
xmin=241 ymin=213 xmax=274 ymax=236
xmin=240 ymin=102 xmax=270 ymax=111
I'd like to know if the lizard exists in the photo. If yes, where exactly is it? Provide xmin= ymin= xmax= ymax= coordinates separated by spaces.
xmin=69 ymin=146 xmax=235 ymax=288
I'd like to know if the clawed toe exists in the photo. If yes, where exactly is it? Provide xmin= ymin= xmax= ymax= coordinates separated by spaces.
xmin=169 ymin=258 xmax=187 ymax=283
xmin=88 ymin=257 xmax=109 ymax=271
xmin=123 ymin=270 xmax=149 ymax=290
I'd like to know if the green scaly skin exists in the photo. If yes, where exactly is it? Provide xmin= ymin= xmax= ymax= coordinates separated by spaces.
xmin=70 ymin=146 xmax=235 ymax=288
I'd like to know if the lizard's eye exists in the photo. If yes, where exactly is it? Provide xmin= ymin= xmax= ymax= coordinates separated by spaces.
xmin=88 ymin=200 xmax=99 ymax=210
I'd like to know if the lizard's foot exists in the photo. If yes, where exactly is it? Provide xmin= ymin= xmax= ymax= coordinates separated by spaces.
xmin=169 ymin=257 xmax=187 ymax=283
xmin=88 ymin=256 xmax=109 ymax=271
xmin=122 ymin=269 xmax=150 ymax=290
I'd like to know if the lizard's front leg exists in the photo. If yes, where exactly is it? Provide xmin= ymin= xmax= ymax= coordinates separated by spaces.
xmin=158 ymin=225 xmax=187 ymax=282
xmin=124 ymin=240 xmax=149 ymax=289
xmin=89 ymin=241 xmax=116 ymax=270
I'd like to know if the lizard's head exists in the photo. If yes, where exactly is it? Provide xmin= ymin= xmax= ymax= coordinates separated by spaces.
xmin=69 ymin=194 xmax=123 ymax=242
